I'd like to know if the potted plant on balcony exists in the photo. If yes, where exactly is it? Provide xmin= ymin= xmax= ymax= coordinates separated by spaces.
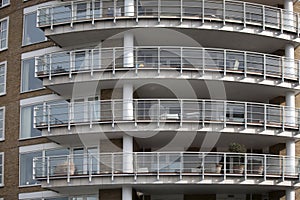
xmin=228 ymin=142 xmax=246 ymax=174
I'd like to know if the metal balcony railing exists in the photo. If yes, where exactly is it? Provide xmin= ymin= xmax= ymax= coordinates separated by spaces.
xmin=33 ymin=152 xmax=300 ymax=183
xmin=33 ymin=99 xmax=300 ymax=132
xmin=37 ymin=0 xmax=300 ymax=34
xmin=35 ymin=46 xmax=300 ymax=83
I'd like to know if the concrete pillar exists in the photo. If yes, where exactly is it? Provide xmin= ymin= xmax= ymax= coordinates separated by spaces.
xmin=124 ymin=32 xmax=134 ymax=68
xmin=285 ymin=91 xmax=295 ymax=125
xmin=286 ymin=140 xmax=296 ymax=175
xmin=284 ymin=0 xmax=294 ymax=30
xmin=286 ymin=189 xmax=295 ymax=200
xmin=123 ymin=83 xmax=133 ymax=120
xmin=123 ymin=135 xmax=133 ymax=173
xmin=122 ymin=186 xmax=132 ymax=200
xmin=125 ymin=0 xmax=135 ymax=16
xmin=285 ymin=44 xmax=295 ymax=77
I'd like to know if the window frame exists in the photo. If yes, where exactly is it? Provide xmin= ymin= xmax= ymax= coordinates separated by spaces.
xmin=19 ymin=104 xmax=42 ymax=140
xmin=0 ymin=61 xmax=7 ymax=96
xmin=0 ymin=0 xmax=10 ymax=8
xmin=22 ymin=11 xmax=47 ymax=46
xmin=0 ymin=17 xmax=8 ymax=51
xmin=0 ymin=107 xmax=5 ymax=141
xmin=0 ymin=152 xmax=4 ymax=187
xmin=21 ymin=57 xmax=44 ymax=93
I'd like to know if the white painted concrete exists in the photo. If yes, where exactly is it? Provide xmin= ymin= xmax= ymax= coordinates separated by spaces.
xmin=286 ymin=189 xmax=295 ymax=200
xmin=123 ymin=32 xmax=134 ymax=68
xmin=123 ymin=135 xmax=133 ymax=173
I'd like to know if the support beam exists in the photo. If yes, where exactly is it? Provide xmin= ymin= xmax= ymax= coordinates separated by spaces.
xmin=124 ymin=0 xmax=135 ymax=16
xmin=286 ymin=189 xmax=295 ymax=200
xmin=124 ymin=32 xmax=134 ymax=68
xmin=286 ymin=140 xmax=296 ymax=175
xmin=123 ymin=135 xmax=133 ymax=173
xmin=123 ymin=83 xmax=133 ymax=120
xmin=122 ymin=186 xmax=132 ymax=200
xmin=284 ymin=0 xmax=294 ymax=30
xmin=285 ymin=91 xmax=295 ymax=125
xmin=285 ymin=44 xmax=295 ymax=77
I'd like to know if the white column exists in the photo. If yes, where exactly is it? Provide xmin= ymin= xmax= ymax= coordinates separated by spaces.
xmin=285 ymin=44 xmax=295 ymax=77
xmin=125 ymin=0 xmax=135 ymax=16
xmin=286 ymin=189 xmax=295 ymax=200
xmin=123 ymin=135 xmax=133 ymax=173
xmin=286 ymin=140 xmax=296 ymax=175
xmin=122 ymin=186 xmax=132 ymax=200
xmin=123 ymin=83 xmax=133 ymax=120
xmin=124 ymin=32 xmax=134 ymax=68
xmin=284 ymin=0 xmax=294 ymax=30
xmin=285 ymin=91 xmax=295 ymax=125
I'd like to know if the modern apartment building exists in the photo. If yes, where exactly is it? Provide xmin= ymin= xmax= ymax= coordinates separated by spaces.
xmin=2 ymin=0 xmax=300 ymax=199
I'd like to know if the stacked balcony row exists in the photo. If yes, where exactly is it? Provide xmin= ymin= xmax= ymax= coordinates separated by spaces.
xmin=35 ymin=47 xmax=299 ymax=83
xmin=37 ymin=0 xmax=299 ymax=35
xmin=33 ymin=152 xmax=300 ymax=183
xmin=34 ymin=99 xmax=299 ymax=131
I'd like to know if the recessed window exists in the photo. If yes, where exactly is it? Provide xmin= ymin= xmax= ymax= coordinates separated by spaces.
xmin=0 ymin=17 xmax=8 ymax=50
xmin=20 ymin=104 xmax=42 ymax=139
xmin=0 ymin=152 xmax=3 ymax=186
xmin=0 ymin=0 xmax=9 ymax=8
xmin=23 ymin=12 xmax=45 ymax=46
xmin=20 ymin=151 xmax=41 ymax=186
xmin=21 ymin=58 xmax=43 ymax=92
xmin=0 ymin=107 xmax=5 ymax=141
xmin=0 ymin=62 xmax=6 ymax=96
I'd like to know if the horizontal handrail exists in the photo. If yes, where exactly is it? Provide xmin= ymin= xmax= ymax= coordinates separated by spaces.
xmin=32 ymin=151 xmax=300 ymax=182
xmin=37 ymin=0 xmax=300 ymax=35
xmin=33 ymin=98 xmax=300 ymax=131
xmin=35 ymin=46 xmax=300 ymax=82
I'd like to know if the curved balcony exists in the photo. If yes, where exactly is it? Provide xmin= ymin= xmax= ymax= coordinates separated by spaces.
xmin=33 ymin=152 xmax=300 ymax=187
xmin=35 ymin=47 xmax=300 ymax=91
xmin=34 ymin=99 xmax=300 ymax=138
xmin=36 ymin=0 xmax=300 ymax=46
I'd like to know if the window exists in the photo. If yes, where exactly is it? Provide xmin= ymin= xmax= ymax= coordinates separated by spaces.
xmin=0 ymin=62 xmax=6 ymax=95
xmin=21 ymin=58 xmax=43 ymax=92
xmin=0 ymin=152 xmax=3 ymax=186
xmin=0 ymin=18 xmax=8 ymax=50
xmin=20 ymin=147 xmax=69 ymax=186
xmin=20 ymin=104 xmax=42 ymax=139
xmin=0 ymin=107 xmax=5 ymax=141
xmin=23 ymin=12 xmax=45 ymax=46
xmin=20 ymin=151 xmax=42 ymax=186
xmin=0 ymin=0 xmax=9 ymax=8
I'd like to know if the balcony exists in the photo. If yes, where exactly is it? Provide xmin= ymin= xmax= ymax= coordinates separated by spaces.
xmin=34 ymin=99 xmax=300 ymax=138
xmin=33 ymin=151 xmax=300 ymax=188
xmin=36 ymin=0 xmax=300 ymax=46
xmin=35 ymin=47 xmax=300 ymax=92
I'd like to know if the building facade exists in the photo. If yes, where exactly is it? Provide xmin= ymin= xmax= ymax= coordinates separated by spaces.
xmin=1 ymin=0 xmax=300 ymax=199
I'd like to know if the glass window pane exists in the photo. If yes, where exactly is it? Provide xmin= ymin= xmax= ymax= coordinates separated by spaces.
xmin=20 ymin=105 xmax=42 ymax=139
xmin=20 ymin=151 xmax=42 ymax=185
xmin=0 ymin=18 xmax=8 ymax=49
xmin=23 ymin=12 xmax=45 ymax=45
xmin=21 ymin=58 xmax=43 ymax=92
xmin=0 ymin=108 xmax=4 ymax=140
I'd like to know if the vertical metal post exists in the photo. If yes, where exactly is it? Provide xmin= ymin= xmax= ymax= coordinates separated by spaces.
xmin=111 ymin=153 xmax=114 ymax=181
xmin=158 ymin=47 xmax=161 ymax=75
xmin=113 ymin=48 xmax=116 ymax=75
xmin=180 ymin=47 xmax=183 ymax=74
xmin=180 ymin=152 xmax=183 ymax=180
xmin=202 ymin=0 xmax=205 ymax=24
xmin=202 ymin=100 xmax=205 ymax=127
xmin=264 ymin=155 xmax=267 ymax=181
xmin=180 ymin=0 xmax=183 ymax=23
xmin=50 ymin=7 xmax=54 ymax=30
xmin=113 ymin=0 xmax=117 ymax=23
xmin=180 ymin=99 xmax=183 ymax=127
xmin=201 ymin=153 xmax=205 ymax=180
xmin=69 ymin=51 xmax=73 ymax=79
xmin=89 ymin=154 xmax=92 ymax=182
xmin=223 ymin=0 xmax=226 ymax=25
xmin=47 ymin=105 xmax=51 ymax=132
xmin=202 ymin=48 xmax=205 ymax=75
xmin=224 ymin=153 xmax=227 ymax=180
xmin=263 ymin=54 xmax=266 ymax=80
xmin=47 ymin=156 xmax=50 ymax=184
xmin=71 ymin=1 xmax=74 ymax=27
xmin=158 ymin=0 xmax=161 ymax=23
xmin=223 ymin=50 xmax=227 ymax=76
xmin=89 ymin=101 xmax=93 ymax=128
xmin=282 ymin=57 xmax=285 ymax=82
xmin=68 ymin=102 xmax=71 ymax=131
xmin=244 ymin=154 xmax=247 ymax=180
xmin=112 ymin=100 xmax=115 ymax=128
xmin=244 ymin=52 xmax=247 ymax=77
xmin=91 ymin=49 xmax=94 ymax=76
xmin=262 ymin=5 xmax=265 ymax=30
xmin=243 ymin=2 xmax=246 ymax=28
xmin=223 ymin=101 xmax=226 ymax=128
xmin=49 ymin=54 xmax=52 ymax=81
xmin=158 ymin=99 xmax=160 ymax=127
xmin=67 ymin=155 xmax=71 ymax=183
xmin=92 ymin=0 xmax=95 ymax=25
xmin=157 ymin=153 xmax=160 ymax=180
xmin=264 ymin=104 xmax=267 ymax=130
xmin=282 ymin=106 xmax=285 ymax=132
xmin=136 ymin=0 xmax=139 ymax=23
xmin=134 ymin=99 xmax=137 ymax=127
xmin=280 ymin=10 xmax=284 ymax=33
xmin=244 ymin=102 xmax=247 ymax=129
